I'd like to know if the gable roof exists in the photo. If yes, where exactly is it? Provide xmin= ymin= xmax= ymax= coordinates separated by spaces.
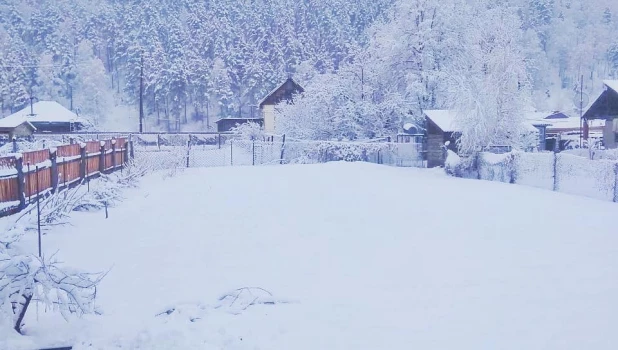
xmin=0 ymin=101 xmax=87 ymax=127
xmin=258 ymin=77 xmax=304 ymax=108
xmin=426 ymin=109 xmax=554 ymax=133
xmin=582 ymin=81 xmax=618 ymax=120
xmin=424 ymin=110 xmax=457 ymax=132
xmin=604 ymin=80 xmax=618 ymax=94
xmin=0 ymin=118 xmax=36 ymax=131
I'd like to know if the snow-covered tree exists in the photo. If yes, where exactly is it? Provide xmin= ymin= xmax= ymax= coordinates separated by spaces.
xmin=447 ymin=3 xmax=532 ymax=154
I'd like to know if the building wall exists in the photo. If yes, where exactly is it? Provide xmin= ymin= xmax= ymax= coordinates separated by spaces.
xmin=262 ymin=105 xmax=276 ymax=133
xmin=427 ymin=134 xmax=446 ymax=168
xmin=604 ymin=120 xmax=618 ymax=149
xmin=12 ymin=124 xmax=34 ymax=138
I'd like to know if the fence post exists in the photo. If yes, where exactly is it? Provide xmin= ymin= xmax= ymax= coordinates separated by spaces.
xmin=35 ymin=165 xmax=41 ymax=257
xmin=27 ymin=162 xmax=31 ymax=204
xmin=218 ymin=134 xmax=222 ymax=149
xmin=12 ymin=137 xmax=17 ymax=153
xmin=230 ymin=139 xmax=233 ymax=166
xmin=99 ymin=141 xmax=106 ymax=174
xmin=252 ymin=140 xmax=255 ymax=166
xmin=279 ymin=134 xmax=286 ymax=165
xmin=111 ymin=139 xmax=117 ymax=171
xmin=186 ymin=140 xmax=191 ymax=168
xmin=50 ymin=149 xmax=58 ymax=193
xmin=15 ymin=157 xmax=26 ymax=210
xmin=613 ymin=163 xmax=618 ymax=203
xmin=157 ymin=134 xmax=161 ymax=150
xmin=552 ymin=152 xmax=558 ymax=192
xmin=80 ymin=144 xmax=87 ymax=181
xmin=129 ymin=139 xmax=135 ymax=159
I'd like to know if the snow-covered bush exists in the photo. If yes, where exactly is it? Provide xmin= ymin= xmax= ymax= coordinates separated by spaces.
xmin=229 ymin=121 xmax=265 ymax=141
xmin=478 ymin=152 xmax=517 ymax=183
xmin=0 ymin=248 xmax=104 ymax=334
xmin=285 ymin=141 xmax=391 ymax=164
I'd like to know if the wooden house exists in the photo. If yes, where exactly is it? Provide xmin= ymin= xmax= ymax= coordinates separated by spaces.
xmin=582 ymin=80 xmax=618 ymax=148
xmin=0 ymin=101 xmax=90 ymax=133
xmin=424 ymin=110 xmax=459 ymax=168
xmin=215 ymin=118 xmax=264 ymax=132
xmin=258 ymin=77 xmax=304 ymax=134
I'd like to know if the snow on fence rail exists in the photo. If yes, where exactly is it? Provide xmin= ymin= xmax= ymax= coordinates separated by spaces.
xmin=467 ymin=151 xmax=618 ymax=203
xmin=0 ymin=137 xmax=129 ymax=217
xmin=132 ymin=137 xmax=425 ymax=170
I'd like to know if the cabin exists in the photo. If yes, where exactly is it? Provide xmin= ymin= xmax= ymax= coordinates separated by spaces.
xmin=582 ymin=80 xmax=618 ymax=149
xmin=424 ymin=110 xmax=460 ymax=168
xmin=258 ymin=77 xmax=304 ymax=134
xmin=424 ymin=109 xmax=550 ymax=168
xmin=0 ymin=101 xmax=90 ymax=133
xmin=215 ymin=118 xmax=264 ymax=133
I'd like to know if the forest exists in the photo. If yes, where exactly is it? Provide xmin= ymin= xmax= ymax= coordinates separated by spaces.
xmin=1 ymin=0 xmax=618 ymax=138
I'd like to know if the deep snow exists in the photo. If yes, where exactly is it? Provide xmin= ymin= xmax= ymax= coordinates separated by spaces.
xmin=3 ymin=162 xmax=617 ymax=349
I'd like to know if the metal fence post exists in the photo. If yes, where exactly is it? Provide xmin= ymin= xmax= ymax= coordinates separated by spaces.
xmin=157 ymin=134 xmax=161 ymax=150
xmin=613 ymin=163 xmax=618 ymax=203
xmin=252 ymin=140 xmax=255 ymax=166
xmin=230 ymin=139 xmax=233 ymax=166
xmin=186 ymin=140 xmax=191 ymax=168
xmin=35 ymin=165 xmax=41 ymax=257
xmin=218 ymin=134 xmax=222 ymax=149
xmin=552 ymin=152 xmax=558 ymax=192
xmin=12 ymin=137 xmax=17 ymax=153
xmin=279 ymin=134 xmax=286 ymax=165
xmin=15 ymin=157 xmax=26 ymax=210
xmin=27 ymin=162 xmax=31 ymax=204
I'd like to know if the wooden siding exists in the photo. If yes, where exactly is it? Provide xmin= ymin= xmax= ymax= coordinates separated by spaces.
xmin=0 ymin=177 xmax=19 ymax=202
xmin=427 ymin=134 xmax=446 ymax=168
xmin=23 ymin=149 xmax=50 ymax=166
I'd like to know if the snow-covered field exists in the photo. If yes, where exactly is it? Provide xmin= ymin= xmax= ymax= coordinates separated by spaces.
xmin=3 ymin=162 xmax=618 ymax=349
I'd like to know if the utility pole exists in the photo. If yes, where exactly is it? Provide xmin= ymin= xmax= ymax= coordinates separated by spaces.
xmin=139 ymin=54 xmax=144 ymax=133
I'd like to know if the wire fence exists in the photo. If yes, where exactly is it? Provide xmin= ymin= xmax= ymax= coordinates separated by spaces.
xmin=132 ymin=136 xmax=425 ymax=171
xmin=473 ymin=151 xmax=618 ymax=203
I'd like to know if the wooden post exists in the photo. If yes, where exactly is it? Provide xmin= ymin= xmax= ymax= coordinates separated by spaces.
xmin=80 ymin=144 xmax=87 ymax=181
xmin=99 ymin=142 xmax=106 ymax=174
xmin=12 ymin=137 xmax=17 ymax=153
xmin=15 ymin=157 xmax=26 ymax=210
xmin=111 ymin=140 xmax=117 ymax=171
xmin=50 ymin=149 xmax=58 ymax=193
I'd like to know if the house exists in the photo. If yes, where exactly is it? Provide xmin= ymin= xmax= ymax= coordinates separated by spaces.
xmin=215 ymin=118 xmax=263 ymax=133
xmin=424 ymin=109 xmax=549 ymax=168
xmin=424 ymin=110 xmax=460 ymax=168
xmin=0 ymin=101 xmax=90 ymax=133
xmin=258 ymin=77 xmax=304 ymax=134
xmin=582 ymin=80 xmax=618 ymax=148
xmin=0 ymin=119 xmax=36 ymax=139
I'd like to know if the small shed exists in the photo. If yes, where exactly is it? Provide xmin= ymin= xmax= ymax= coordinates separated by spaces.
xmin=0 ymin=119 xmax=36 ymax=139
xmin=0 ymin=101 xmax=90 ymax=133
xmin=258 ymin=77 xmax=304 ymax=134
xmin=582 ymin=80 xmax=618 ymax=149
xmin=424 ymin=110 xmax=459 ymax=168
xmin=215 ymin=118 xmax=264 ymax=133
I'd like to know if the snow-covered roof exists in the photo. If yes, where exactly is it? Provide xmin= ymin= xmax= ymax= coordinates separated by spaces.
xmin=603 ymin=80 xmax=618 ymax=93
xmin=424 ymin=110 xmax=456 ymax=132
xmin=0 ymin=101 xmax=86 ymax=126
xmin=0 ymin=117 xmax=35 ymax=130
xmin=547 ymin=117 xmax=605 ymax=130
xmin=258 ymin=77 xmax=304 ymax=108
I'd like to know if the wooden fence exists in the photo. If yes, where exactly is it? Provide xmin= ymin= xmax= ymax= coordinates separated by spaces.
xmin=0 ymin=138 xmax=131 ymax=217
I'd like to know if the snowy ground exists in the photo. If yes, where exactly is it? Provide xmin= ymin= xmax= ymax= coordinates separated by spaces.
xmin=3 ymin=162 xmax=618 ymax=349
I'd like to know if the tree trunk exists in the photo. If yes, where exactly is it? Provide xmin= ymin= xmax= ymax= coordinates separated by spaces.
xmin=14 ymin=292 xmax=32 ymax=335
